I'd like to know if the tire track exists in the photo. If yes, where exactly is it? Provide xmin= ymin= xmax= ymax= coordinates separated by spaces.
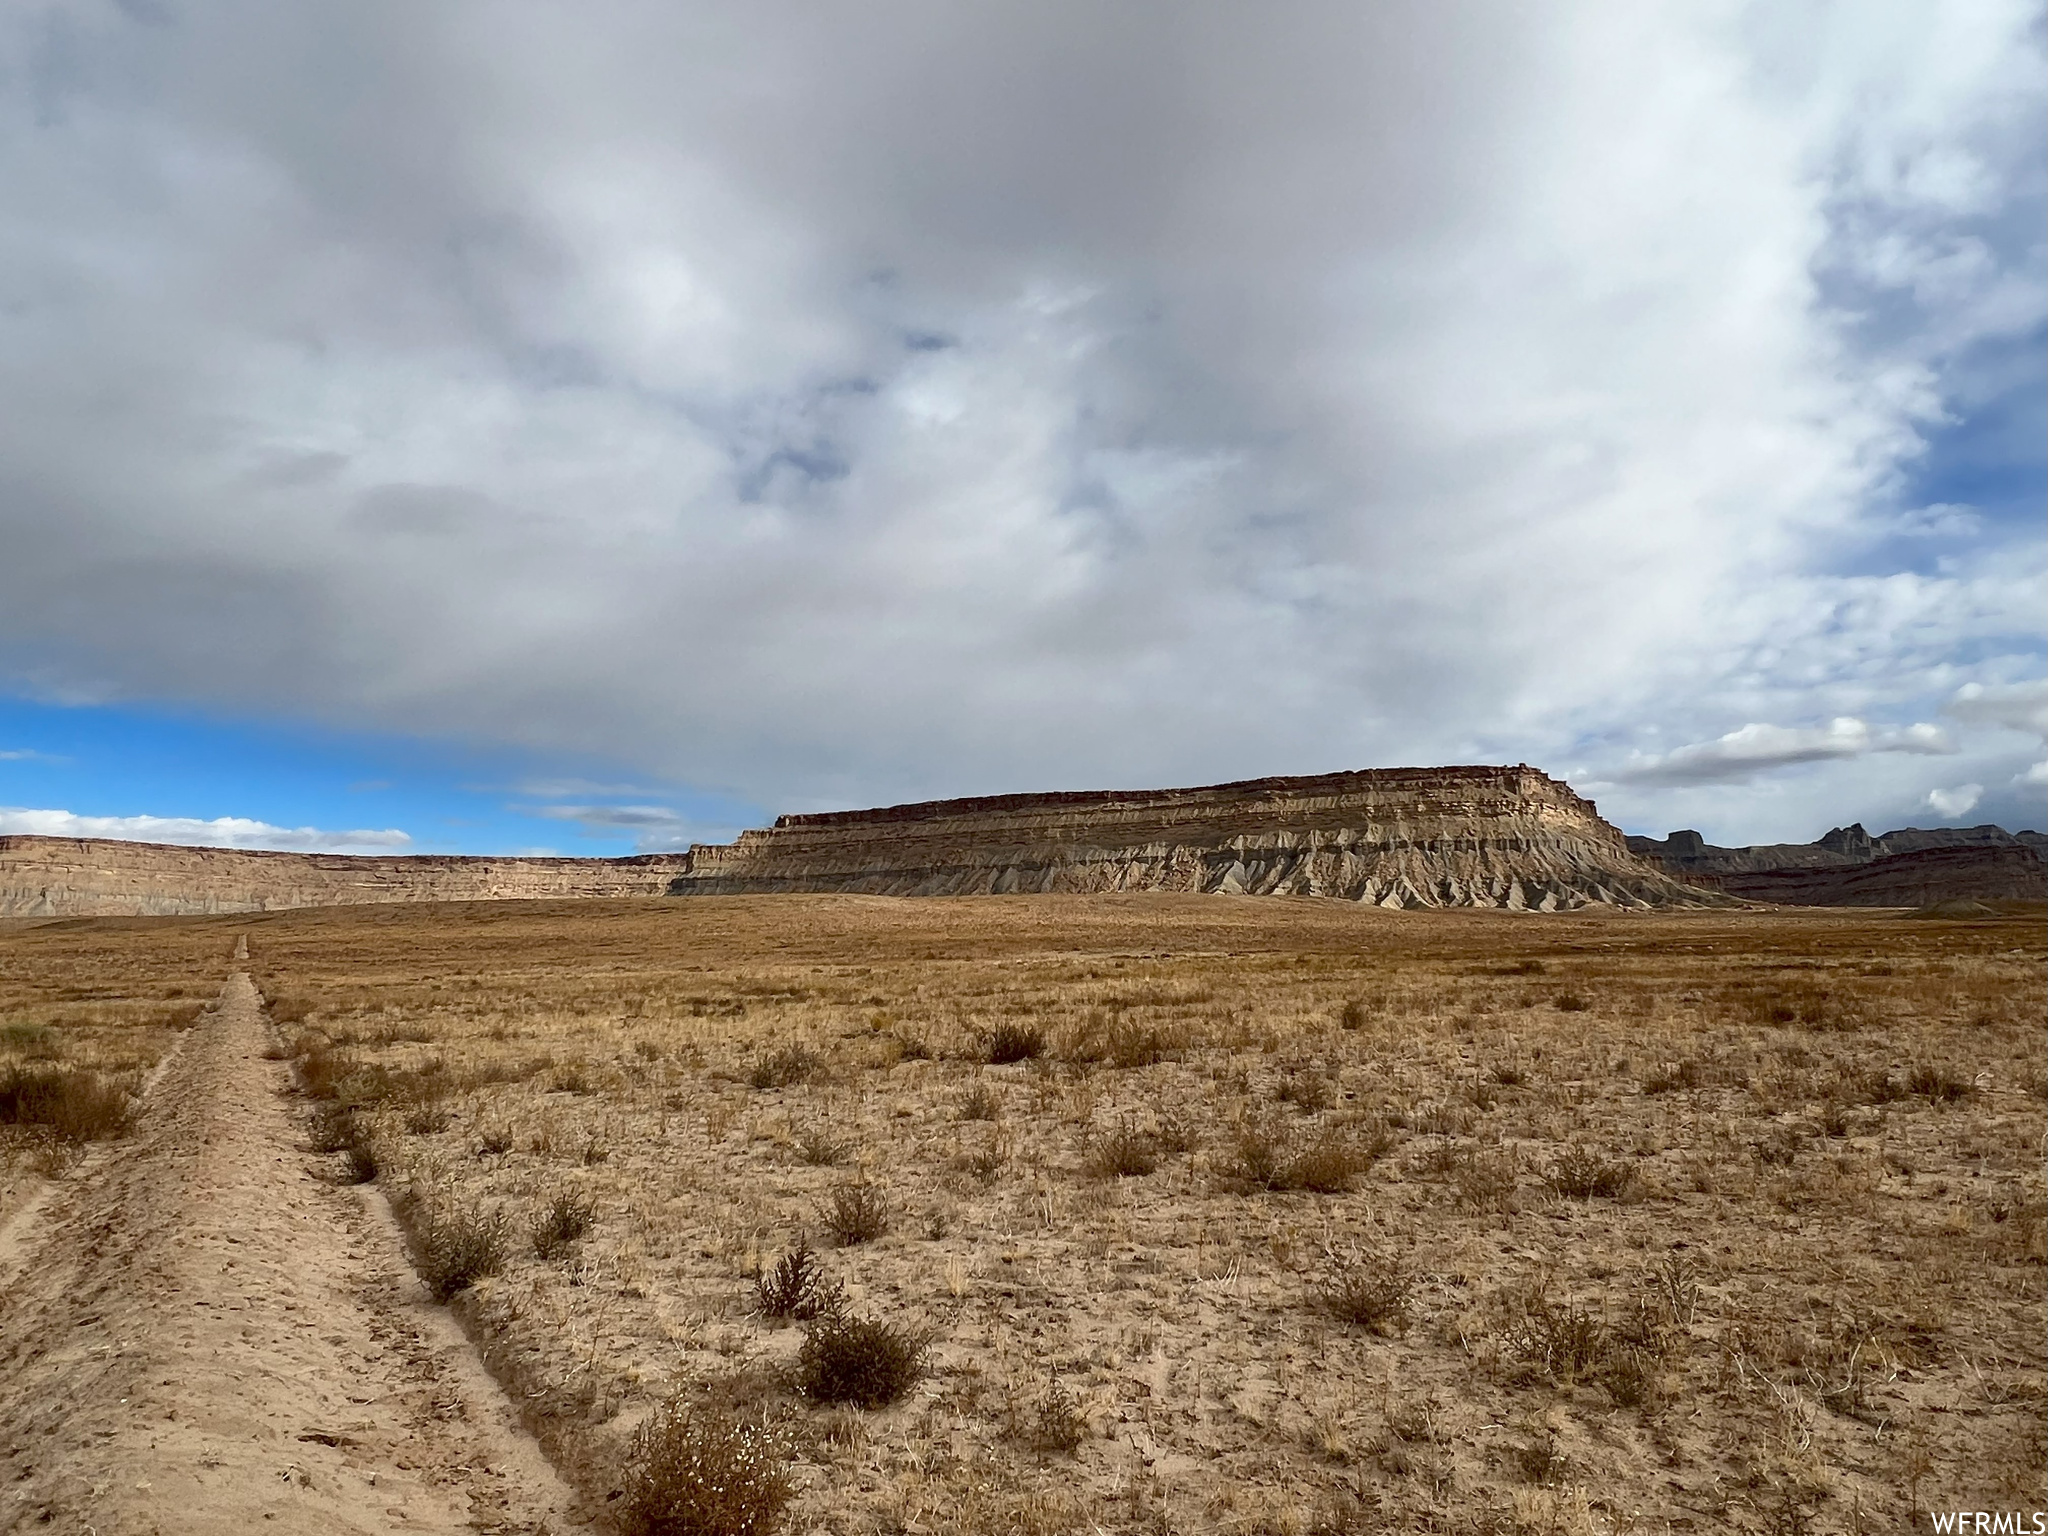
xmin=0 ymin=966 xmax=589 ymax=1533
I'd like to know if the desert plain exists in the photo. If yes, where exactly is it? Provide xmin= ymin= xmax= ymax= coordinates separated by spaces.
xmin=0 ymin=894 xmax=2042 ymax=1534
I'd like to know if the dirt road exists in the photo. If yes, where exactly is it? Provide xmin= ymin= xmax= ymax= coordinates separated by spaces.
xmin=0 ymin=969 xmax=587 ymax=1534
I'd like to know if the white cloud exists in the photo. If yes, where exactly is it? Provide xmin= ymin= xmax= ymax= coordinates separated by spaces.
xmin=1946 ymin=679 xmax=2048 ymax=740
xmin=0 ymin=807 xmax=411 ymax=854
xmin=1610 ymin=717 xmax=1955 ymax=787
xmin=1924 ymin=783 xmax=1984 ymax=819
xmin=0 ymin=3 xmax=2038 ymax=840
xmin=0 ymin=748 xmax=64 ymax=762
xmin=2018 ymin=761 xmax=2048 ymax=787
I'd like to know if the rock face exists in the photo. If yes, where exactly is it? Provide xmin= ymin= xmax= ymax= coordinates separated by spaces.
xmin=0 ymin=836 xmax=691 ymax=918
xmin=671 ymin=765 xmax=1720 ymax=909
xmin=1628 ymin=824 xmax=2048 ymax=906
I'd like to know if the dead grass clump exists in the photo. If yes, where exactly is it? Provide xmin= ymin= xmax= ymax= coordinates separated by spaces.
xmin=1106 ymin=1019 xmax=1171 ymax=1068
xmin=823 ymin=1182 xmax=889 ymax=1246
xmin=1543 ymin=1145 xmax=1637 ymax=1200
xmin=756 ymin=1236 xmax=845 ymax=1321
xmin=1338 ymin=996 xmax=1385 ymax=1029
xmin=409 ymin=1204 xmax=509 ymax=1300
xmin=796 ymin=1313 xmax=928 ymax=1408
xmin=1551 ymin=992 xmax=1590 ymax=1013
xmin=985 ymin=1022 xmax=1046 ymax=1065
xmin=749 ymin=1046 xmax=820 ymax=1091
xmin=1501 ymin=959 xmax=1547 ymax=976
xmin=1226 ymin=1121 xmax=1385 ymax=1194
xmin=1904 ymin=1063 xmax=1974 ymax=1103
xmin=620 ymin=1400 xmax=793 ymax=1536
xmin=292 ymin=1035 xmax=356 ymax=1100
xmin=1016 ymin=1380 xmax=1087 ymax=1455
xmin=0 ymin=1064 xmax=132 ymax=1142
xmin=1275 ymin=1072 xmax=1333 ymax=1114
xmin=268 ymin=995 xmax=313 ymax=1027
xmin=1318 ymin=1250 xmax=1411 ymax=1335
xmin=1084 ymin=1118 xmax=1158 ymax=1178
xmin=958 ymin=1081 xmax=1002 ymax=1120
xmin=403 ymin=1103 xmax=453 ymax=1135
xmin=795 ymin=1127 xmax=848 ymax=1166
xmin=530 ymin=1191 xmax=596 ymax=1259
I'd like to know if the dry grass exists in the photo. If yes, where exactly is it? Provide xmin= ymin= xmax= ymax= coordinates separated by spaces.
xmin=5 ymin=894 xmax=2043 ymax=1532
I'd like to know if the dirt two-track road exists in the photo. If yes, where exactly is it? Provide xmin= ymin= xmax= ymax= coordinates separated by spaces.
xmin=0 ymin=959 xmax=586 ymax=1534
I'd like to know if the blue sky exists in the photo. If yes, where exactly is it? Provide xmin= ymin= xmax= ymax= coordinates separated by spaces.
xmin=1 ymin=2 xmax=2042 ymax=855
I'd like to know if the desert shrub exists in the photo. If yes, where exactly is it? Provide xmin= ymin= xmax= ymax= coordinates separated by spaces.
xmin=1752 ymin=1126 xmax=1806 ymax=1166
xmin=755 ymin=1237 xmax=844 ymax=1321
xmin=1904 ymin=1063 xmax=1974 ymax=1103
xmin=1410 ymin=1101 xmax=1473 ymax=1137
xmin=1085 ymin=1119 xmax=1158 ymax=1178
xmin=749 ymin=1046 xmax=819 ymax=1091
xmin=412 ymin=1205 xmax=508 ymax=1300
xmin=530 ymin=1192 xmax=596 ymax=1259
xmin=0 ymin=1064 xmax=132 ymax=1142
xmin=1018 ymin=1380 xmax=1087 ymax=1455
xmin=795 ymin=1127 xmax=848 ymax=1166
xmin=268 ymin=994 xmax=312 ymax=1027
xmin=1 ymin=1022 xmax=59 ymax=1059
xmin=796 ymin=1313 xmax=928 ymax=1407
xmin=620 ymin=1400 xmax=793 ymax=1536
xmin=1640 ymin=1058 xmax=1702 ymax=1095
xmin=1338 ymin=997 xmax=1381 ymax=1030
xmin=403 ymin=1103 xmax=453 ymax=1136
xmin=474 ymin=1124 xmax=514 ymax=1156
xmin=985 ymin=1023 xmax=1046 ymax=1065
xmin=1319 ymin=1251 xmax=1411 ymax=1335
xmin=1501 ymin=959 xmax=1547 ymax=976
xmin=1543 ymin=1145 xmax=1636 ymax=1199
xmin=1225 ymin=1122 xmax=1385 ymax=1194
xmin=1275 ymin=1073 xmax=1332 ymax=1114
xmin=293 ymin=1036 xmax=356 ymax=1100
xmin=308 ymin=1101 xmax=362 ymax=1154
xmin=1504 ymin=1295 xmax=1610 ymax=1382
xmin=1489 ymin=1064 xmax=1528 ymax=1087
xmin=1105 ymin=1020 xmax=1170 ymax=1068
xmin=958 ymin=1081 xmax=1002 ymax=1121
xmin=823 ymin=1182 xmax=889 ymax=1246
xmin=1551 ymin=992 xmax=1590 ymax=1013
xmin=340 ymin=1143 xmax=379 ymax=1184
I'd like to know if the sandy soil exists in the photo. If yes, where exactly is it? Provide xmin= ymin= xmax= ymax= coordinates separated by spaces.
xmin=0 ymin=967 xmax=585 ymax=1534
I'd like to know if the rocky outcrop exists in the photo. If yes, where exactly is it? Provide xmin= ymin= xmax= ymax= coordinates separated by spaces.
xmin=670 ymin=765 xmax=1722 ymax=909
xmin=0 ymin=836 xmax=690 ymax=918
xmin=1628 ymin=823 xmax=2047 ymax=906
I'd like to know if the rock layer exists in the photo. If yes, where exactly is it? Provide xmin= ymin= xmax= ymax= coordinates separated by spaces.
xmin=671 ymin=765 xmax=1721 ymax=909
xmin=0 ymin=836 xmax=689 ymax=918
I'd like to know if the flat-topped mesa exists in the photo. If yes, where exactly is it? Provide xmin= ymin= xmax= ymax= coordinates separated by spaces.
xmin=673 ymin=764 xmax=1723 ymax=910
xmin=0 ymin=836 xmax=692 ymax=918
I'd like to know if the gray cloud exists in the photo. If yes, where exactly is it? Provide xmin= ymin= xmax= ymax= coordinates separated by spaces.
xmin=522 ymin=802 xmax=731 ymax=852
xmin=1607 ymin=718 xmax=1955 ymax=788
xmin=0 ymin=2 xmax=2042 ymax=841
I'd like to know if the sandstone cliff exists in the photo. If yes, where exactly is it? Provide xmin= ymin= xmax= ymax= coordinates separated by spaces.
xmin=1628 ymin=823 xmax=2048 ymax=906
xmin=670 ymin=765 xmax=1721 ymax=909
xmin=0 ymin=836 xmax=690 ymax=918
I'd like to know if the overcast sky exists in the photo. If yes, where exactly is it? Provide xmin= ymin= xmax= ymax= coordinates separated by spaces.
xmin=1 ymin=1 xmax=2043 ymax=855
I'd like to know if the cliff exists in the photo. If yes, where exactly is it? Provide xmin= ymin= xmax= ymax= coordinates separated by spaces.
xmin=669 ymin=765 xmax=1722 ymax=909
xmin=0 ymin=836 xmax=690 ymax=918
xmin=1629 ymin=823 xmax=2048 ymax=906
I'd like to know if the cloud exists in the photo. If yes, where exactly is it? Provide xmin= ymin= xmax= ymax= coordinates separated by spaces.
xmin=2019 ymin=761 xmax=2048 ymax=787
xmin=1609 ymin=718 xmax=1956 ymax=787
xmin=0 ymin=807 xmax=411 ymax=853
xmin=0 ymin=748 xmax=64 ymax=763
xmin=1945 ymin=680 xmax=2048 ymax=740
xmin=1924 ymin=783 xmax=1984 ymax=819
xmin=0 ymin=3 xmax=2039 ymax=838
xmin=521 ymin=803 xmax=727 ymax=852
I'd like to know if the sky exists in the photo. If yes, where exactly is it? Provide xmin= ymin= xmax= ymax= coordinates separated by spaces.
xmin=1 ymin=0 xmax=2043 ymax=858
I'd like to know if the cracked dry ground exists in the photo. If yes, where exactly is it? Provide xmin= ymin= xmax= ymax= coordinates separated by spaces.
xmin=0 ymin=970 xmax=581 ymax=1535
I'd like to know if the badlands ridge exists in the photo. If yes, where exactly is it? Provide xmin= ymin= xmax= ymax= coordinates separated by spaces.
xmin=4 ymin=763 xmax=2038 ymax=918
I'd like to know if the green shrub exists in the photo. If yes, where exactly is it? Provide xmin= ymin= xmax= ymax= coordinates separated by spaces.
xmin=796 ymin=1314 xmax=928 ymax=1408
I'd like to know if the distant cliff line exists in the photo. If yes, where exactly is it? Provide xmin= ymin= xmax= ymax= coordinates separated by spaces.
xmin=0 ymin=835 xmax=688 ymax=918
